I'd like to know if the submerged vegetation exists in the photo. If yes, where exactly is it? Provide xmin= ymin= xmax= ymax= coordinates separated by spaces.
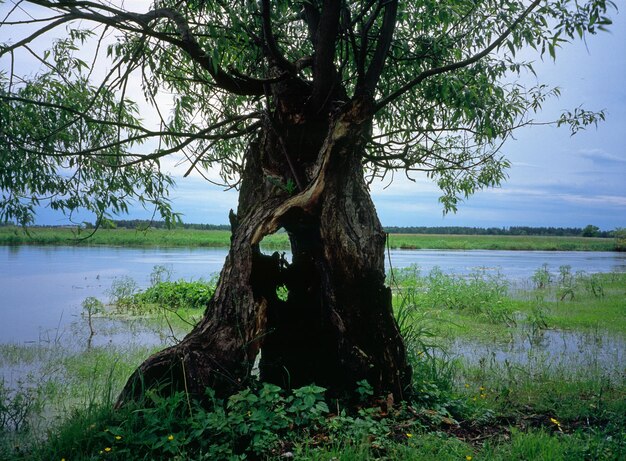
xmin=1 ymin=266 xmax=624 ymax=460
xmin=0 ymin=226 xmax=618 ymax=251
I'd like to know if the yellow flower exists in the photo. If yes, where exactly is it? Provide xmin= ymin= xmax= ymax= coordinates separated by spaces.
xmin=406 ymin=433 xmax=413 ymax=438
xmin=550 ymin=417 xmax=561 ymax=426
xmin=167 ymin=434 xmax=175 ymax=441
xmin=115 ymin=435 xmax=122 ymax=440
xmin=104 ymin=447 xmax=112 ymax=452
xmin=479 ymin=386 xmax=485 ymax=391
xmin=466 ymin=456 xmax=473 ymax=461
xmin=61 ymin=458 xmax=66 ymax=461
xmin=464 ymin=384 xmax=470 ymax=388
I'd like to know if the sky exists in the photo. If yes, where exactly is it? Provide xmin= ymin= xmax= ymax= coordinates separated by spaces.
xmin=2 ymin=2 xmax=625 ymax=230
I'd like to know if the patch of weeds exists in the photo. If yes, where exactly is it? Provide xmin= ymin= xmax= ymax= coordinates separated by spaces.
xmin=96 ymin=271 xmax=214 ymax=317
xmin=525 ymin=305 xmax=550 ymax=338
xmin=0 ymin=380 xmax=43 ymax=432
xmin=419 ymin=268 xmax=513 ymax=325
xmin=21 ymin=383 xmax=330 ymax=460
xmin=149 ymin=264 xmax=172 ymax=286
xmin=557 ymin=265 xmax=578 ymax=301
xmin=532 ymin=263 xmax=553 ymax=290
xmin=480 ymin=427 xmax=625 ymax=461
xmin=394 ymin=287 xmax=464 ymax=423
xmin=582 ymin=273 xmax=606 ymax=298
xmin=391 ymin=264 xmax=422 ymax=288
xmin=106 ymin=275 xmax=139 ymax=312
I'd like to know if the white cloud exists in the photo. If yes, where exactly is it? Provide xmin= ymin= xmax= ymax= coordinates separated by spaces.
xmin=577 ymin=149 xmax=626 ymax=163
xmin=558 ymin=194 xmax=626 ymax=207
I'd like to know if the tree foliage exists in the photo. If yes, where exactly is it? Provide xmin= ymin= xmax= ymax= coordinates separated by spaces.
xmin=0 ymin=0 xmax=614 ymax=225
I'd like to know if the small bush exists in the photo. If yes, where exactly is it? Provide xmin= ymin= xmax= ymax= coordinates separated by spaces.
xmin=532 ymin=263 xmax=552 ymax=289
xmin=106 ymin=276 xmax=139 ymax=312
xmin=134 ymin=280 xmax=214 ymax=311
xmin=0 ymin=380 xmax=42 ymax=432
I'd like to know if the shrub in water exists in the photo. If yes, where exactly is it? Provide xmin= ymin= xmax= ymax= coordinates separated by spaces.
xmin=134 ymin=280 xmax=214 ymax=311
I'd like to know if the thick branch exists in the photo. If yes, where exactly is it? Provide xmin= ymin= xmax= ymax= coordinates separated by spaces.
xmin=260 ymin=0 xmax=296 ymax=74
xmin=309 ymin=0 xmax=341 ymax=112
xmin=302 ymin=2 xmax=321 ymax=49
xmin=360 ymin=0 xmax=398 ymax=96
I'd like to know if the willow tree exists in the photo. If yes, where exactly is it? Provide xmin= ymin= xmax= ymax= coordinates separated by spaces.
xmin=0 ymin=0 xmax=612 ymax=401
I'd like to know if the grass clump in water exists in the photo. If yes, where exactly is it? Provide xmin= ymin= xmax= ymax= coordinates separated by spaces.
xmin=99 ymin=265 xmax=215 ymax=317
xmin=393 ymin=265 xmax=514 ymax=326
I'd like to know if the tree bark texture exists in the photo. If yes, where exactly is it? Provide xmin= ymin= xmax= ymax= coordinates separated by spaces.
xmin=117 ymin=97 xmax=411 ymax=406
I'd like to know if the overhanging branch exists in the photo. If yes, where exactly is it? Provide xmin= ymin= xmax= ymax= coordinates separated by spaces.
xmin=374 ymin=0 xmax=542 ymax=112
xmin=14 ymin=0 xmax=266 ymax=96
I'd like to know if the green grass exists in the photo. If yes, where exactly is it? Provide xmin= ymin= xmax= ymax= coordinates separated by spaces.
xmin=389 ymin=233 xmax=615 ymax=251
xmin=0 ymin=226 xmax=617 ymax=251
xmin=1 ymin=268 xmax=624 ymax=460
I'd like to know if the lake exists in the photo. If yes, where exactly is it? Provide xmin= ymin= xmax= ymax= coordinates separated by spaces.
xmin=1 ymin=245 xmax=625 ymax=344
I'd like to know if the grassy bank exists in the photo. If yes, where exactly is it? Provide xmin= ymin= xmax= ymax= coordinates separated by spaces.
xmin=0 ymin=226 xmax=617 ymax=251
xmin=1 ymin=268 xmax=624 ymax=460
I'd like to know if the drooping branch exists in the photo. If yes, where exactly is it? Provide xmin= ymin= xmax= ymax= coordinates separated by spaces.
xmin=374 ymin=0 xmax=542 ymax=111
xmin=0 ymin=16 xmax=75 ymax=56
xmin=1 ymin=92 xmax=261 ymax=163
xmin=14 ymin=0 xmax=266 ymax=96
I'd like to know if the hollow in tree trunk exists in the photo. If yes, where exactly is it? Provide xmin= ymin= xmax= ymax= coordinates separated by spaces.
xmin=117 ymin=97 xmax=411 ymax=406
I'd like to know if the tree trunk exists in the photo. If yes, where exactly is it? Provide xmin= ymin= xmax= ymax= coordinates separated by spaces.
xmin=117 ymin=98 xmax=411 ymax=406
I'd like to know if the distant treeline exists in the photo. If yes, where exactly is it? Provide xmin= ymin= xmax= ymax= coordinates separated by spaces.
xmin=382 ymin=226 xmax=615 ymax=238
xmin=106 ymin=221 xmax=616 ymax=237
xmin=107 ymin=219 xmax=231 ymax=231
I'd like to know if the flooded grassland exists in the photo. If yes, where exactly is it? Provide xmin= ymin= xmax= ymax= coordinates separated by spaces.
xmin=0 ymin=247 xmax=624 ymax=459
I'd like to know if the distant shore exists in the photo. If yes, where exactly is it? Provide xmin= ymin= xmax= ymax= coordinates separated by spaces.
xmin=0 ymin=227 xmax=617 ymax=251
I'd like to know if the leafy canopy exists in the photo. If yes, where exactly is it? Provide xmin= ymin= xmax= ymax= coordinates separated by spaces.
xmin=0 ymin=0 xmax=614 ymax=225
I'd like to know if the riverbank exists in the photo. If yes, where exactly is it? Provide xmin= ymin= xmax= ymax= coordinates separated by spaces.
xmin=0 ymin=226 xmax=617 ymax=251
xmin=1 ymin=269 xmax=624 ymax=460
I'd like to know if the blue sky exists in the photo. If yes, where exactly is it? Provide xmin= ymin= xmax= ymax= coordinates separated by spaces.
xmin=3 ymin=3 xmax=625 ymax=230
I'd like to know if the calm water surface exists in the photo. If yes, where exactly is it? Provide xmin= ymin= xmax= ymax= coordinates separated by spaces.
xmin=1 ymin=245 xmax=625 ymax=343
